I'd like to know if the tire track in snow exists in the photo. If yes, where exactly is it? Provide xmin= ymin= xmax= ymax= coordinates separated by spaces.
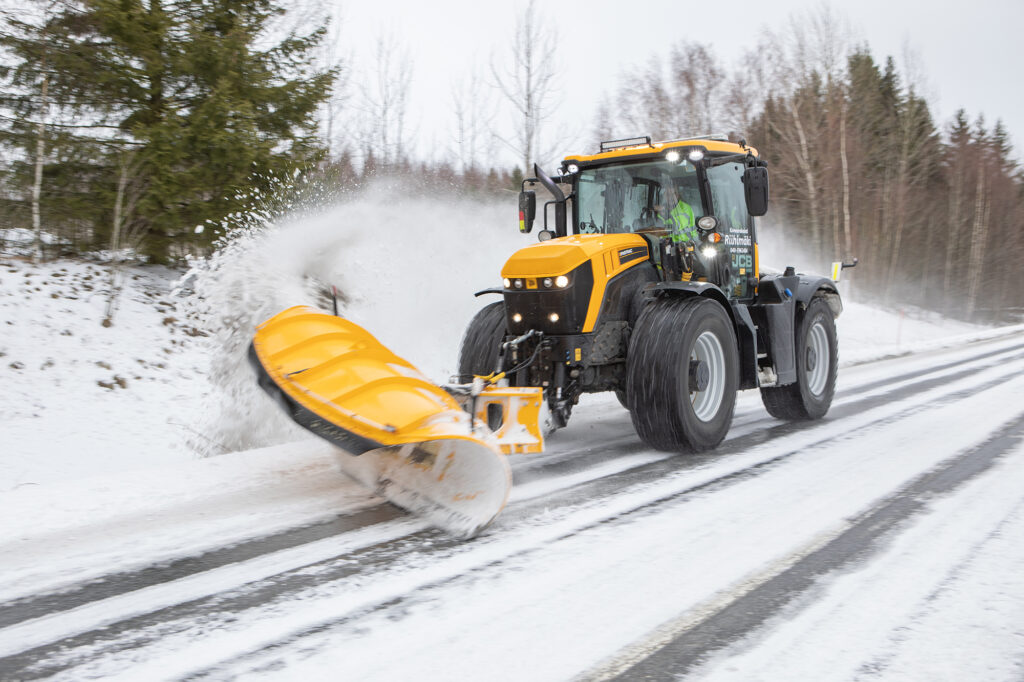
xmin=0 ymin=505 xmax=405 ymax=630
xmin=601 ymin=411 xmax=1024 ymax=681
xmin=3 ymin=345 xmax=1023 ymax=679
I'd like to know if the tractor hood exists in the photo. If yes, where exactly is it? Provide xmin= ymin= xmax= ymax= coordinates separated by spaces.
xmin=500 ymin=233 xmax=652 ymax=335
xmin=501 ymin=233 xmax=648 ymax=278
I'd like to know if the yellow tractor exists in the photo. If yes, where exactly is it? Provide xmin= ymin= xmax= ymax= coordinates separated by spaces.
xmin=250 ymin=136 xmax=847 ymax=536
xmin=460 ymin=135 xmax=843 ymax=450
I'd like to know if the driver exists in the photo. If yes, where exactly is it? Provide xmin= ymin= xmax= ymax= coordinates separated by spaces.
xmin=660 ymin=183 xmax=698 ymax=244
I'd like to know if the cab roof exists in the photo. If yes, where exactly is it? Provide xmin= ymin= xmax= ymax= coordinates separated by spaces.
xmin=563 ymin=137 xmax=757 ymax=166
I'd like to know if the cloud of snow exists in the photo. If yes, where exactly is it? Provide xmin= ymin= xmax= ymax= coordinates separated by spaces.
xmin=180 ymin=181 xmax=534 ymax=455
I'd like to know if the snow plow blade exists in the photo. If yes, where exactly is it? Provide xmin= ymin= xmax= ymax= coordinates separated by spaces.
xmin=249 ymin=306 xmax=531 ymax=537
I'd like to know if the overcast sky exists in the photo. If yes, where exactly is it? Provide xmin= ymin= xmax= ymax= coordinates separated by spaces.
xmin=332 ymin=0 xmax=1024 ymax=166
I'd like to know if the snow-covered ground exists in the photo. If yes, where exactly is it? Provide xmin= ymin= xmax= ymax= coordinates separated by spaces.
xmin=0 ymin=258 xmax=207 ymax=485
xmin=2 ymin=194 xmax=1024 ymax=680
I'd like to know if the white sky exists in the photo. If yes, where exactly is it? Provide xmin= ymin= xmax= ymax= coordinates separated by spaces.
xmin=332 ymin=0 xmax=1024 ymax=167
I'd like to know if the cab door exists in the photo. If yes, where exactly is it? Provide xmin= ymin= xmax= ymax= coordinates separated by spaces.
xmin=706 ymin=161 xmax=756 ymax=299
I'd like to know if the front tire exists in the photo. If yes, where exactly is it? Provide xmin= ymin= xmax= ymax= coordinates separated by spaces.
xmin=457 ymin=301 xmax=507 ymax=379
xmin=760 ymin=296 xmax=838 ymax=420
xmin=626 ymin=297 xmax=738 ymax=452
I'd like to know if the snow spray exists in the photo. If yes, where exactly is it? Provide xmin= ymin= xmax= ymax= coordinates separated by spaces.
xmin=180 ymin=181 xmax=533 ymax=455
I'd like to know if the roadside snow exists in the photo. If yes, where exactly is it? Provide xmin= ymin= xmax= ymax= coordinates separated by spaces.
xmin=0 ymin=259 xmax=206 ymax=487
xmin=837 ymin=302 xmax=1017 ymax=365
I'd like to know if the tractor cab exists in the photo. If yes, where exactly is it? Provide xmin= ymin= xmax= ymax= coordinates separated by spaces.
xmin=519 ymin=137 xmax=766 ymax=301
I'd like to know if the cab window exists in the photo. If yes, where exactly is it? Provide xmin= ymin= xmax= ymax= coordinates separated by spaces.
xmin=576 ymin=160 xmax=705 ymax=235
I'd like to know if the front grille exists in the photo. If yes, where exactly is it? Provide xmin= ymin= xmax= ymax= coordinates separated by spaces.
xmin=504 ymin=261 xmax=594 ymax=334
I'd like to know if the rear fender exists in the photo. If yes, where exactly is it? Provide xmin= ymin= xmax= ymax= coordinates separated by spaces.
xmin=795 ymin=276 xmax=842 ymax=317
xmin=755 ymin=274 xmax=842 ymax=388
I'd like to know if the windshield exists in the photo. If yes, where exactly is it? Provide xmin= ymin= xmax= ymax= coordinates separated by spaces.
xmin=575 ymin=160 xmax=705 ymax=235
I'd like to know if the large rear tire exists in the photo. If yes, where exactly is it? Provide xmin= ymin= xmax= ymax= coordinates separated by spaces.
xmin=626 ymin=297 xmax=738 ymax=452
xmin=457 ymin=301 xmax=507 ymax=379
xmin=760 ymin=296 xmax=838 ymax=420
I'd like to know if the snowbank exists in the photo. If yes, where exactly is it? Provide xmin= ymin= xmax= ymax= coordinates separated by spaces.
xmin=0 ymin=259 xmax=206 ymax=487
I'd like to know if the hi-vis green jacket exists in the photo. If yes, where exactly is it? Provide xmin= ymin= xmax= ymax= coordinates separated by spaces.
xmin=666 ymin=201 xmax=696 ymax=243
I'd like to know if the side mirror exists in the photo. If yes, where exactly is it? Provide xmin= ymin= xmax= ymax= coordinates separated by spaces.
xmin=742 ymin=166 xmax=769 ymax=217
xmin=519 ymin=190 xmax=537 ymax=233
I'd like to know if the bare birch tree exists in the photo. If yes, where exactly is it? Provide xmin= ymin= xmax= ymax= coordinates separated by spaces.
xmin=491 ymin=0 xmax=559 ymax=174
xmin=356 ymin=31 xmax=414 ymax=171
xmin=667 ymin=43 xmax=724 ymax=135
xmin=103 ymin=150 xmax=147 ymax=326
xmin=318 ymin=12 xmax=350 ymax=159
xmin=30 ymin=70 xmax=47 ymax=261
xmin=613 ymin=56 xmax=674 ymax=139
xmin=451 ymin=65 xmax=497 ymax=174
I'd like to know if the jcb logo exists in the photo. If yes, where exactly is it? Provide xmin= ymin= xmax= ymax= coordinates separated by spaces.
xmin=526 ymin=278 xmax=538 ymax=289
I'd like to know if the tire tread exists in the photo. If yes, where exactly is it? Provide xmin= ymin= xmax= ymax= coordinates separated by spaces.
xmin=626 ymin=297 xmax=737 ymax=452
xmin=759 ymin=296 xmax=838 ymax=420
xmin=457 ymin=302 xmax=506 ymax=378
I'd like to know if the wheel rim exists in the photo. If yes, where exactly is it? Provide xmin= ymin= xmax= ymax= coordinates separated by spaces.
xmin=806 ymin=321 xmax=830 ymax=397
xmin=690 ymin=330 xmax=726 ymax=421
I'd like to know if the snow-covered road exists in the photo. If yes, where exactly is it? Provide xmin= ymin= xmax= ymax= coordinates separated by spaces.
xmin=3 ymin=330 xmax=1024 ymax=680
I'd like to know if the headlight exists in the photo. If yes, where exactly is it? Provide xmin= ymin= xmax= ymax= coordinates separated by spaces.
xmin=514 ymin=279 xmax=523 ymax=289
xmin=555 ymin=275 xmax=569 ymax=288
xmin=548 ymin=313 xmax=560 ymax=323
xmin=665 ymin=150 xmax=681 ymax=163
xmin=512 ymin=313 xmax=523 ymax=323
xmin=503 ymin=277 xmax=511 ymax=288
xmin=688 ymin=149 xmax=705 ymax=162
xmin=702 ymin=246 xmax=718 ymax=259
xmin=543 ymin=277 xmax=553 ymax=288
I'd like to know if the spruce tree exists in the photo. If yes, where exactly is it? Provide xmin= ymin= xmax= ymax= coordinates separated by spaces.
xmin=1 ymin=0 xmax=335 ymax=263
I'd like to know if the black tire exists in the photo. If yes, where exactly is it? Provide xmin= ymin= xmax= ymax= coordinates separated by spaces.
xmin=457 ymin=301 xmax=507 ymax=379
xmin=760 ymin=296 xmax=838 ymax=420
xmin=626 ymin=297 xmax=739 ymax=452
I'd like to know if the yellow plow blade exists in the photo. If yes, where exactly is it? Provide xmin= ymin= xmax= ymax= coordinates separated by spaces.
xmin=249 ymin=306 xmax=541 ymax=536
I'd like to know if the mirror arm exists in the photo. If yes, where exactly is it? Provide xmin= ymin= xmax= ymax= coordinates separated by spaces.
xmin=533 ymin=164 xmax=565 ymax=203
xmin=534 ymin=163 xmax=568 ymax=237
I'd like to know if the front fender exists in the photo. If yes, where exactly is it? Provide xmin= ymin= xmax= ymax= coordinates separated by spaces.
xmin=644 ymin=280 xmax=729 ymax=308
